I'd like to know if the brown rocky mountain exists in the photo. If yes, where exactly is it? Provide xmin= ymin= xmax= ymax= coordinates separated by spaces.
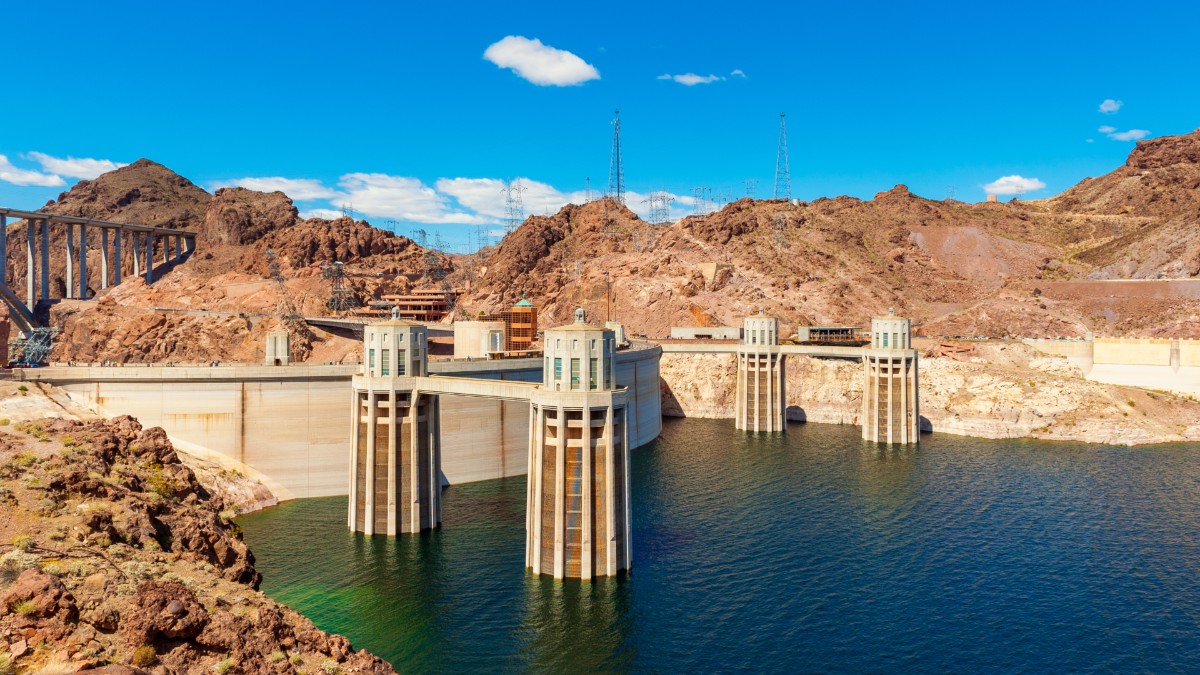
xmin=5 ymin=127 xmax=1200 ymax=362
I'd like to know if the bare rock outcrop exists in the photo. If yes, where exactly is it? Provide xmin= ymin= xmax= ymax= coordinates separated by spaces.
xmin=200 ymin=187 xmax=298 ymax=245
xmin=0 ymin=416 xmax=394 ymax=672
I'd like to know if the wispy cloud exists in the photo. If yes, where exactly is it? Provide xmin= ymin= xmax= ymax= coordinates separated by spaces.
xmin=25 ymin=152 xmax=125 ymax=179
xmin=483 ymin=36 xmax=599 ymax=86
xmin=657 ymin=72 xmax=725 ymax=86
xmin=209 ymin=177 xmax=339 ymax=201
xmin=1099 ymin=99 xmax=1123 ymax=114
xmin=0 ymin=154 xmax=65 ymax=187
xmin=1098 ymin=126 xmax=1149 ymax=141
xmin=983 ymin=175 xmax=1046 ymax=196
xmin=730 ymin=69 xmax=747 ymax=78
xmin=1109 ymin=129 xmax=1149 ymax=141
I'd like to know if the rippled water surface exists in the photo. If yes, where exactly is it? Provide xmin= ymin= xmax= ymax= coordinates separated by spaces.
xmin=239 ymin=419 xmax=1200 ymax=672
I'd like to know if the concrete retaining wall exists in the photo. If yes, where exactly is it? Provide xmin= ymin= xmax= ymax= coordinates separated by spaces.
xmin=21 ymin=348 xmax=663 ymax=500
xmin=1025 ymin=337 xmax=1200 ymax=396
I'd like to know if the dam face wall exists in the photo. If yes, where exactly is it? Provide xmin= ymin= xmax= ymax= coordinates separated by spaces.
xmin=1025 ymin=338 xmax=1200 ymax=397
xmin=25 ymin=349 xmax=662 ymax=500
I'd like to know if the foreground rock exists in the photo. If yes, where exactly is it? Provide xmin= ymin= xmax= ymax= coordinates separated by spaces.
xmin=0 ymin=415 xmax=393 ymax=673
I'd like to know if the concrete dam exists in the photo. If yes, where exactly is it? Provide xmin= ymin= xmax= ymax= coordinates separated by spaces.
xmin=20 ymin=340 xmax=663 ymax=501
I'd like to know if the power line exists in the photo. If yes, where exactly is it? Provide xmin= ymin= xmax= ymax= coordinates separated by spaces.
xmin=774 ymin=112 xmax=791 ymax=200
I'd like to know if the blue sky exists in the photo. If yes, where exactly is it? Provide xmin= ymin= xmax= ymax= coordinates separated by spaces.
xmin=2 ymin=0 xmax=1198 ymax=251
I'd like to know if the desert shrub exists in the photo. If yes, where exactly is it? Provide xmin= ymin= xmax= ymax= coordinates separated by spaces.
xmin=11 ymin=534 xmax=33 ymax=551
xmin=213 ymin=657 xmax=235 ymax=674
xmin=321 ymin=659 xmax=341 ymax=674
xmin=13 ymin=599 xmax=38 ymax=615
xmin=269 ymin=651 xmax=286 ymax=663
xmin=132 ymin=645 xmax=158 ymax=667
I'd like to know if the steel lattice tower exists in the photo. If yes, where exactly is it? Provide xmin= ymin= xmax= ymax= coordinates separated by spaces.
xmin=502 ymin=179 xmax=527 ymax=236
xmin=609 ymin=109 xmax=625 ymax=205
xmin=774 ymin=112 xmax=791 ymax=200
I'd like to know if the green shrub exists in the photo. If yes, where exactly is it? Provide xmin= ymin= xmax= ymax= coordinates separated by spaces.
xmin=16 ymin=385 xmax=27 ymax=392
xmin=132 ymin=645 xmax=158 ymax=667
xmin=0 ymin=652 xmax=14 ymax=675
xmin=269 ymin=651 xmax=286 ymax=663
xmin=213 ymin=657 xmax=235 ymax=674
xmin=0 ymin=418 xmax=10 ymax=426
xmin=290 ymin=654 xmax=304 ymax=666
xmin=13 ymin=599 xmax=38 ymax=615
xmin=11 ymin=534 xmax=33 ymax=551
xmin=321 ymin=659 xmax=341 ymax=674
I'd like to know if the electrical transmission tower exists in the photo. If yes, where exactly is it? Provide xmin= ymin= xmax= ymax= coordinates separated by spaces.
xmin=774 ymin=112 xmax=791 ymax=200
xmin=502 ymin=179 xmax=527 ymax=236
xmin=745 ymin=179 xmax=758 ymax=198
xmin=382 ymin=218 xmax=401 ymax=234
xmin=643 ymin=190 xmax=674 ymax=225
xmin=321 ymin=261 xmax=358 ymax=314
xmin=691 ymin=186 xmax=711 ymax=216
xmin=946 ymin=185 xmax=957 ymax=201
xmin=608 ymin=109 xmax=625 ymax=205
xmin=265 ymin=249 xmax=302 ymax=323
xmin=411 ymin=229 xmax=429 ymax=249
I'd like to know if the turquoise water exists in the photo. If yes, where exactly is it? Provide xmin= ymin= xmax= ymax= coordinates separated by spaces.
xmin=239 ymin=418 xmax=1200 ymax=672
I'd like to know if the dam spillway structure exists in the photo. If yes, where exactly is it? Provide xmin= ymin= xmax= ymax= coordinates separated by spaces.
xmin=735 ymin=312 xmax=786 ymax=432
xmin=527 ymin=309 xmax=631 ymax=579
xmin=348 ymin=314 xmax=441 ymax=535
xmin=861 ymin=312 xmax=920 ymax=444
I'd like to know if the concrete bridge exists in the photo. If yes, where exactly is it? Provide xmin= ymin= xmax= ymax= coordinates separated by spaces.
xmin=1 ymin=207 xmax=196 ymax=334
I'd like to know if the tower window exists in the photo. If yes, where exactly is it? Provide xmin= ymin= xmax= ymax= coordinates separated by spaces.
xmin=381 ymin=349 xmax=391 ymax=376
xmin=590 ymin=358 xmax=598 ymax=389
xmin=570 ymin=358 xmax=580 ymax=390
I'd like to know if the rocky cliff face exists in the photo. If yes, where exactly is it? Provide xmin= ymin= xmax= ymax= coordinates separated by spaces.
xmin=199 ymin=187 xmax=298 ymax=246
xmin=0 ymin=414 xmax=393 ymax=673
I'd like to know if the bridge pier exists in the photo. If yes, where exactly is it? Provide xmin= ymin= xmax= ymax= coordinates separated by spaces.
xmin=78 ymin=223 xmax=87 ymax=298
xmin=113 ymin=228 xmax=122 ymax=284
xmin=100 ymin=227 xmax=109 ymax=289
xmin=0 ymin=215 xmax=5 ymax=287
xmin=66 ymin=224 xmax=75 ymax=299
xmin=735 ymin=313 xmax=786 ymax=432
xmin=25 ymin=219 xmax=34 ymax=306
xmin=144 ymin=231 xmax=153 ymax=283
xmin=861 ymin=313 xmax=920 ymax=444
xmin=39 ymin=219 xmax=49 ymax=301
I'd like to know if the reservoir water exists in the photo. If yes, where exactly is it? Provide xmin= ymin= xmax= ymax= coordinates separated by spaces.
xmin=239 ymin=418 xmax=1200 ymax=672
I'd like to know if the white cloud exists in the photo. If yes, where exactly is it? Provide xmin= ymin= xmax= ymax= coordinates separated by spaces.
xmin=299 ymin=208 xmax=346 ymax=221
xmin=25 ymin=152 xmax=125 ymax=179
xmin=1098 ymin=125 xmax=1117 ymax=134
xmin=436 ymin=176 xmax=591 ymax=222
xmin=983 ymin=175 xmax=1046 ymax=196
xmin=483 ymin=36 xmax=600 ymax=86
xmin=1086 ymin=138 xmax=1095 ymax=143
xmin=1099 ymin=99 xmax=1123 ymax=114
xmin=1108 ymin=129 xmax=1150 ymax=141
xmin=335 ymin=173 xmax=490 ymax=224
xmin=658 ymin=72 xmax=724 ymax=86
xmin=731 ymin=69 xmax=746 ymax=78
xmin=209 ymin=176 xmax=339 ymax=201
xmin=0 ymin=154 xmax=64 ymax=187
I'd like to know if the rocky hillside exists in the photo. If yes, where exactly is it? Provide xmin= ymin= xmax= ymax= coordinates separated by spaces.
xmin=7 ymin=126 xmax=1200 ymax=363
xmin=0 ymin=160 xmax=450 ymax=363
xmin=0 ymin=413 xmax=392 ymax=673
xmin=456 ymin=128 xmax=1200 ymax=339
